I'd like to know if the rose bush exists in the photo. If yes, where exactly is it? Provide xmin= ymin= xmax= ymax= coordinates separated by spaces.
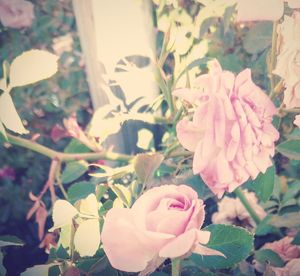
xmin=175 ymin=60 xmax=279 ymax=198
xmin=101 ymin=184 xmax=224 ymax=272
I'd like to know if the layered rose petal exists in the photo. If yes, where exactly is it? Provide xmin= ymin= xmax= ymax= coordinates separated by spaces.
xmin=102 ymin=185 xmax=223 ymax=273
xmin=176 ymin=119 xmax=203 ymax=152
xmin=175 ymin=60 xmax=279 ymax=198
xmin=101 ymin=208 xmax=157 ymax=272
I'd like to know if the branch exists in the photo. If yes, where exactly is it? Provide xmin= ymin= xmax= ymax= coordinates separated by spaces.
xmin=7 ymin=133 xmax=192 ymax=162
xmin=7 ymin=133 xmax=132 ymax=162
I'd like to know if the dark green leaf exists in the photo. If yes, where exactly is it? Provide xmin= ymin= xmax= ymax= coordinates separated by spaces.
xmin=292 ymin=230 xmax=300 ymax=245
xmin=191 ymin=224 xmax=253 ymax=269
xmin=243 ymin=22 xmax=272 ymax=54
xmin=67 ymin=181 xmax=96 ymax=204
xmin=276 ymin=140 xmax=300 ymax=160
xmin=269 ymin=212 xmax=300 ymax=228
xmin=184 ymin=174 xmax=213 ymax=200
xmin=255 ymin=249 xmax=284 ymax=267
xmin=250 ymin=166 xmax=275 ymax=202
xmin=255 ymin=215 xmax=278 ymax=236
xmin=0 ymin=235 xmax=24 ymax=247
xmin=61 ymin=161 xmax=88 ymax=184
xmin=64 ymin=139 xmax=91 ymax=153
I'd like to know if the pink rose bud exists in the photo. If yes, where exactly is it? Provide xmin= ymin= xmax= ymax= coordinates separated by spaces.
xmin=174 ymin=59 xmax=279 ymax=198
xmin=0 ymin=0 xmax=35 ymax=29
xmin=101 ymin=184 xmax=224 ymax=273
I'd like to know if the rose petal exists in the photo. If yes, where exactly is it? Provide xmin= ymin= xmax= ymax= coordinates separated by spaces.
xmin=176 ymin=119 xmax=202 ymax=152
xmin=102 ymin=207 xmax=155 ymax=272
xmin=159 ymin=229 xmax=197 ymax=258
xmin=193 ymin=244 xmax=226 ymax=258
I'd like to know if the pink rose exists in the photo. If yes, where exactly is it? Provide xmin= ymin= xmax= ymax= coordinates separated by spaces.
xmin=212 ymin=190 xmax=266 ymax=230
xmin=272 ymin=258 xmax=300 ymax=276
xmin=237 ymin=0 xmax=300 ymax=22
xmin=175 ymin=60 xmax=279 ymax=198
xmin=294 ymin=115 xmax=300 ymax=128
xmin=101 ymin=184 xmax=224 ymax=273
xmin=0 ymin=0 xmax=34 ymax=29
xmin=263 ymin=237 xmax=300 ymax=262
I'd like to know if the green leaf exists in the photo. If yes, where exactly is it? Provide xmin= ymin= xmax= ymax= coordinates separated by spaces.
xmin=109 ymin=184 xmax=132 ymax=207
xmin=292 ymin=230 xmax=300 ymax=245
xmin=286 ymin=128 xmax=300 ymax=140
xmin=184 ymin=174 xmax=213 ymax=200
xmin=255 ymin=249 xmax=285 ymax=267
xmin=95 ymin=184 xmax=108 ymax=200
xmin=0 ymin=251 xmax=6 ymax=276
xmin=269 ymin=212 xmax=300 ymax=228
xmin=243 ymin=22 xmax=272 ymax=54
xmin=191 ymin=224 xmax=253 ymax=269
xmin=64 ymin=139 xmax=91 ymax=153
xmin=250 ymin=166 xmax=275 ymax=202
xmin=9 ymin=50 xmax=58 ymax=88
xmin=61 ymin=160 xmax=88 ymax=184
xmin=0 ymin=235 xmax=24 ymax=247
xmin=134 ymin=153 xmax=164 ymax=184
xmin=67 ymin=181 xmax=96 ymax=204
xmin=255 ymin=215 xmax=278 ymax=236
xmin=0 ymin=92 xmax=29 ymax=134
xmin=276 ymin=140 xmax=300 ymax=160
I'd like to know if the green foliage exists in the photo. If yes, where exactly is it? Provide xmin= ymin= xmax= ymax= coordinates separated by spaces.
xmin=254 ymin=249 xmax=285 ymax=267
xmin=242 ymin=22 xmax=273 ymax=54
xmin=191 ymin=225 xmax=254 ymax=269
xmin=133 ymin=153 xmax=164 ymax=185
xmin=277 ymin=140 xmax=300 ymax=160
xmin=292 ymin=230 xmax=300 ymax=245
xmin=67 ymin=181 xmax=96 ymax=204
xmin=0 ymin=235 xmax=24 ymax=247
xmin=61 ymin=161 xmax=89 ymax=184
xmin=249 ymin=166 xmax=275 ymax=202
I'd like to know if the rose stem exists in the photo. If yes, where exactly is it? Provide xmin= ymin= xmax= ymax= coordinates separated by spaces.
xmin=171 ymin=258 xmax=181 ymax=276
xmin=234 ymin=187 xmax=261 ymax=225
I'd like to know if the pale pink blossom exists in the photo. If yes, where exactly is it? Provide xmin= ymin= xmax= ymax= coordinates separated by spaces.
xmin=263 ymin=237 xmax=300 ymax=262
xmin=175 ymin=60 xmax=279 ymax=198
xmin=294 ymin=115 xmax=300 ymax=127
xmin=212 ymin=190 xmax=266 ymax=230
xmin=274 ymin=12 xmax=300 ymax=108
xmin=0 ymin=0 xmax=34 ymax=29
xmin=271 ymin=258 xmax=300 ymax=276
xmin=237 ymin=0 xmax=300 ymax=22
xmin=101 ymin=184 xmax=224 ymax=273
